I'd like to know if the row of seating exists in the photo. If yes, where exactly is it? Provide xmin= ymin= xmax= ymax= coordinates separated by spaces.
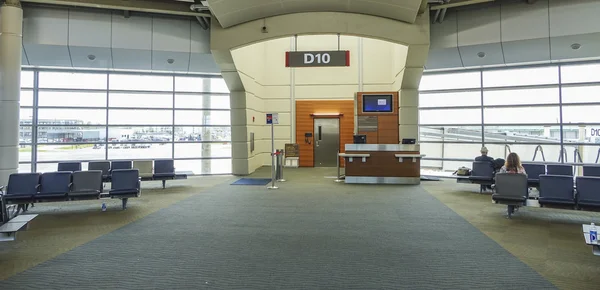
xmin=492 ymin=173 xmax=600 ymax=217
xmin=58 ymin=159 xmax=186 ymax=188
xmin=467 ymin=161 xmax=600 ymax=192
xmin=0 ymin=169 xmax=141 ymax=211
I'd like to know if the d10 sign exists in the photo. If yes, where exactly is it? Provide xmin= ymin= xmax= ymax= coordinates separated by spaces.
xmin=285 ymin=51 xmax=350 ymax=67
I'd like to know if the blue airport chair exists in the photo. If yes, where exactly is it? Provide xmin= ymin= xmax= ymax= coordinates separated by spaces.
xmin=57 ymin=162 xmax=82 ymax=172
xmin=492 ymin=173 xmax=528 ymax=218
xmin=69 ymin=171 xmax=103 ymax=199
xmin=2 ymin=173 xmax=41 ymax=212
xmin=469 ymin=161 xmax=495 ymax=193
xmin=522 ymin=163 xmax=545 ymax=188
xmin=153 ymin=159 xmax=176 ymax=189
xmin=547 ymin=164 xmax=573 ymax=176
xmin=109 ymin=169 xmax=141 ymax=210
xmin=538 ymin=175 xmax=575 ymax=208
xmin=111 ymin=160 xmax=132 ymax=172
xmin=89 ymin=161 xmax=111 ymax=182
xmin=583 ymin=165 xmax=600 ymax=177
xmin=36 ymin=172 xmax=72 ymax=201
xmin=576 ymin=177 xmax=600 ymax=210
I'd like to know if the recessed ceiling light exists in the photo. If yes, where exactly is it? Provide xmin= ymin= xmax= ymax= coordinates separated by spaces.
xmin=571 ymin=43 xmax=581 ymax=50
xmin=167 ymin=59 xmax=175 ymax=64
xmin=87 ymin=54 xmax=96 ymax=61
xmin=477 ymin=52 xmax=486 ymax=58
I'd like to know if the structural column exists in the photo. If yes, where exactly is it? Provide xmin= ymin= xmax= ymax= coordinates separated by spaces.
xmin=0 ymin=1 xmax=23 ymax=185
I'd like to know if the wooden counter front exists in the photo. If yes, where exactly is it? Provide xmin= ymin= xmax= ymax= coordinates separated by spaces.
xmin=344 ymin=151 xmax=420 ymax=178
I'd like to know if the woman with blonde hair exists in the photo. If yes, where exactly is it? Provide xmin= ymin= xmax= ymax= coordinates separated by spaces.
xmin=499 ymin=152 xmax=527 ymax=175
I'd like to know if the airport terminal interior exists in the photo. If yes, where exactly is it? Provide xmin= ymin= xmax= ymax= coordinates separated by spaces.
xmin=2 ymin=0 xmax=600 ymax=288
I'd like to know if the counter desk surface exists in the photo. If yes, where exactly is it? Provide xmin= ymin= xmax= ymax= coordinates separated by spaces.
xmin=341 ymin=144 xmax=424 ymax=185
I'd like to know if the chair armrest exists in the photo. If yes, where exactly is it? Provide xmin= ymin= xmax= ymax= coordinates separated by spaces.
xmin=35 ymin=184 xmax=41 ymax=189
xmin=68 ymin=183 xmax=73 ymax=190
xmin=0 ymin=185 xmax=5 ymax=194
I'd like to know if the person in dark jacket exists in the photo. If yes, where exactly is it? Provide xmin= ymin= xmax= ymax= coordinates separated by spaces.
xmin=475 ymin=147 xmax=496 ymax=190
xmin=475 ymin=146 xmax=494 ymax=164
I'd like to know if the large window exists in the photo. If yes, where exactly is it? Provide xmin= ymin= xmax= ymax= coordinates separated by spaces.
xmin=18 ymin=70 xmax=231 ymax=175
xmin=420 ymin=62 xmax=600 ymax=176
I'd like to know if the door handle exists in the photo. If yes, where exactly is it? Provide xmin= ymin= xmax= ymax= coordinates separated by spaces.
xmin=316 ymin=140 xmax=320 ymax=147
xmin=318 ymin=126 xmax=322 ymax=141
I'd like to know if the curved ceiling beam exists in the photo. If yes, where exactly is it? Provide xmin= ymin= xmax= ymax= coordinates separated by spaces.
xmin=206 ymin=0 xmax=424 ymax=28
xmin=21 ymin=0 xmax=211 ymax=17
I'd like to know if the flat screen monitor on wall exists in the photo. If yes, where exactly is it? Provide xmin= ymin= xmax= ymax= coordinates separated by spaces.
xmin=362 ymin=94 xmax=393 ymax=113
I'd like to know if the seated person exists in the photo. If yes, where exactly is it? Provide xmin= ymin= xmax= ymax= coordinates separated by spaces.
xmin=475 ymin=147 xmax=495 ymax=190
xmin=499 ymin=152 xmax=527 ymax=175
xmin=475 ymin=146 xmax=494 ymax=164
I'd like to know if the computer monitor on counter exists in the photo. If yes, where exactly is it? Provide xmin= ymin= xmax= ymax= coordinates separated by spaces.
xmin=401 ymin=138 xmax=416 ymax=144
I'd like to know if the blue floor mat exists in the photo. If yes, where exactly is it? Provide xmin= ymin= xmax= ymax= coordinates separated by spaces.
xmin=231 ymin=178 xmax=273 ymax=185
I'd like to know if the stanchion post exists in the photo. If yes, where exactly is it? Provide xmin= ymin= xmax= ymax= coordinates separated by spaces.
xmin=268 ymin=122 xmax=278 ymax=189
xmin=335 ymin=150 xmax=344 ymax=183
xmin=278 ymin=149 xmax=286 ymax=182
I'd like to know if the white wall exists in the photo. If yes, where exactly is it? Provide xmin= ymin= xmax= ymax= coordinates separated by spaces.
xmin=232 ymin=35 xmax=408 ymax=167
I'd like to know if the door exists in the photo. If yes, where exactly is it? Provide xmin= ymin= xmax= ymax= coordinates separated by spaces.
xmin=313 ymin=118 xmax=340 ymax=167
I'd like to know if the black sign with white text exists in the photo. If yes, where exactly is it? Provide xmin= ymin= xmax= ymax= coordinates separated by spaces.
xmin=285 ymin=51 xmax=350 ymax=67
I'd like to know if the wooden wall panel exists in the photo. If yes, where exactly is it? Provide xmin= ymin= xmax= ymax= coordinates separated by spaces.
xmin=357 ymin=92 xmax=399 ymax=144
xmin=296 ymin=100 xmax=354 ymax=167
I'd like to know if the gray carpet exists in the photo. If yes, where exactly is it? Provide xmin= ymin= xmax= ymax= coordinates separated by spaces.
xmin=2 ymin=178 xmax=556 ymax=289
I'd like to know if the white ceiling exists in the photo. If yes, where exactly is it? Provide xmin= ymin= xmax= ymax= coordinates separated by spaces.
xmin=206 ymin=0 xmax=425 ymax=28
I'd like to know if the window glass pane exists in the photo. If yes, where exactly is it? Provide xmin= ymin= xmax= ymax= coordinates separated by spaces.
xmin=19 ymin=163 xmax=31 ymax=173
xmin=174 ymin=143 xmax=232 ymax=158
xmin=21 ymin=90 xmax=33 ymax=107
xmin=561 ymin=86 xmax=600 ymax=104
xmin=109 ymin=74 xmax=173 ymax=91
xmin=175 ymin=110 xmax=231 ymax=126
xmin=175 ymin=76 xmax=206 ymax=92
xmin=484 ymin=106 xmax=559 ymax=124
xmin=175 ymin=159 xmax=202 ymax=174
xmin=561 ymin=63 xmax=600 ymax=84
xmin=483 ymin=66 xmax=558 ymax=87
xmin=39 ymin=91 xmax=107 ymax=107
xmin=563 ymin=105 xmax=600 ymax=124
xmin=175 ymin=159 xmax=232 ymax=175
xmin=37 ymin=144 xmax=105 ymax=161
xmin=20 ymin=108 xmax=33 ymax=123
xmin=108 ymin=143 xmax=172 ymax=159
xmin=483 ymin=87 xmax=559 ymax=106
xmin=38 ymin=108 xmax=106 ymax=125
xmin=109 ymin=109 xmax=172 ymax=125
xmin=20 ymin=125 xmax=32 ymax=143
xmin=39 ymin=72 xmax=107 ymax=89
xmin=562 ymin=125 xmax=587 ymax=143
xmin=109 ymin=92 xmax=172 ymax=108
xmin=421 ymin=142 xmax=480 ymax=173
xmin=21 ymin=71 xmax=34 ymax=88
xmin=210 ymin=78 xmax=229 ymax=93
xmin=210 ymin=158 xmax=232 ymax=174
xmin=419 ymin=71 xmax=480 ymax=91
xmin=175 ymin=94 xmax=231 ymax=109
xmin=580 ymin=145 xmax=600 ymax=163
xmin=19 ymin=145 xmax=32 ymax=162
xmin=174 ymin=127 xmax=231 ymax=141
xmin=419 ymin=109 xmax=481 ymax=125
xmin=420 ymin=126 xmax=482 ymax=142
xmin=484 ymin=125 xmax=560 ymax=144
xmin=37 ymin=126 xmax=106 ymax=143
xmin=419 ymin=91 xmax=480 ymax=108
xmin=107 ymin=126 xmax=172 ymax=142
xmin=36 ymin=163 xmax=59 ymax=173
